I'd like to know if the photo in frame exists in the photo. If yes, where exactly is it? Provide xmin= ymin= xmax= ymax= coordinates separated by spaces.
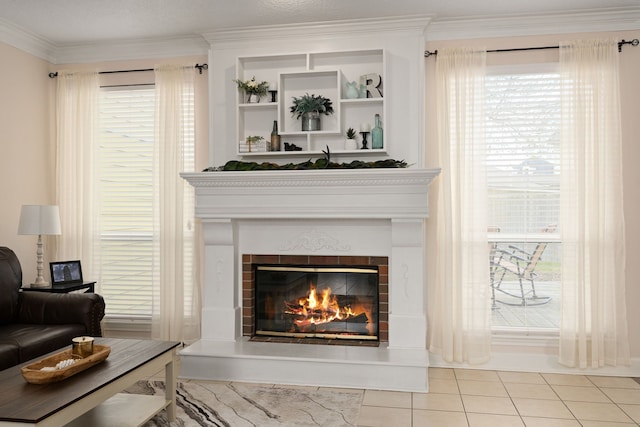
xmin=49 ymin=260 xmax=83 ymax=285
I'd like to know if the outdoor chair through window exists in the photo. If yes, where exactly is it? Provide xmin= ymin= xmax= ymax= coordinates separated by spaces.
xmin=488 ymin=226 xmax=501 ymax=308
xmin=490 ymin=225 xmax=556 ymax=307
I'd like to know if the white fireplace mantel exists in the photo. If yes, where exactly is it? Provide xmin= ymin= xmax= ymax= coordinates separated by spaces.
xmin=181 ymin=168 xmax=440 ymax=220
xmin=180 ymin=168 xmax=440 ymax=392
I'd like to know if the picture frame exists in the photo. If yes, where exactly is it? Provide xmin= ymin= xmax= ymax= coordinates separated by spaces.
xmin=49 ymin=260 xmax=83 ymax=285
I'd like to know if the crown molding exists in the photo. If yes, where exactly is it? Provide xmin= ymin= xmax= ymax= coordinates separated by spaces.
xmin=52 ymin=35 xmax=209 ymax=64
xmin=3 ymin=8 xmax=638 ymax=63
xmin=204 ymin=15 xmax=432 ymax=49
xmin=0 ymin=16 xmax=209 ymax=64
xmin=427 ymin=7 xmax=640 ymax=41
xmin=0 ymin=17 xmax=56 ymax=62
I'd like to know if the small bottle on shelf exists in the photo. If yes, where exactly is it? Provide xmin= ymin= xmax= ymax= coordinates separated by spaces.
xmin=371 ymin=114 xmax=383 ymax=149
xmin=270 ymin=120 xmax=281 ymax=152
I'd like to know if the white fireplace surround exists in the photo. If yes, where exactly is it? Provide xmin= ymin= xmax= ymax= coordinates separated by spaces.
xmin=180 ymin=168 xmax=439 ymax=392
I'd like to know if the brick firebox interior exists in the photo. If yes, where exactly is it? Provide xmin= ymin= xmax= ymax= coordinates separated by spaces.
xmin=242 ymin=254 xmax=389 ymax=344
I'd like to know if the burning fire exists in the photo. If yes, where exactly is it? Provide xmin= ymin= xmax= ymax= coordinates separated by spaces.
xmin=284 ymin=285 xmax=364 ymax=327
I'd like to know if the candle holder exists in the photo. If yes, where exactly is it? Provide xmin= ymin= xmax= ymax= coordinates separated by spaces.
xmin=269 ymin=90 xmax=278 ymax=103
xmin=360 ymin=131 xmax=370 ymax=149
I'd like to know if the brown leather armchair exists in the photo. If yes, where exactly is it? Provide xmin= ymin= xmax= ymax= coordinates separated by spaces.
xmin=0 ymin=247 xmax=105 ymax=370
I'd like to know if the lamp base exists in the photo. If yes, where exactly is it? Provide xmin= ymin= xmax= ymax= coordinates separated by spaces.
xmin=31 ymin=278 xmax=50 ymax=288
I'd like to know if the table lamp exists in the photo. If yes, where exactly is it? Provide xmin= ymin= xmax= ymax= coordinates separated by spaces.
xmin=18 ymin=205 xmax=62 ymax=288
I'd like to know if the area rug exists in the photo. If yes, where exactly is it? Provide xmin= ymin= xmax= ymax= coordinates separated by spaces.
xmin=124 ymin=380 xmax=362 ymax=427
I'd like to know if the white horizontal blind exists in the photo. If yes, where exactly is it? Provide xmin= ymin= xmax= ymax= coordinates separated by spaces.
xmin=485 ymin=70 xmax=561 ymax=235
xmin=98 ymin=87 xmax=155 ymax=317
xmin=486 ymin=69 xmax=562 ymax=329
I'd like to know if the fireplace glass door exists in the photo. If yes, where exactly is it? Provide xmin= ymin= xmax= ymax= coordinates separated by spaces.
xmin=254 ymin=265 xmax=379 ymax=341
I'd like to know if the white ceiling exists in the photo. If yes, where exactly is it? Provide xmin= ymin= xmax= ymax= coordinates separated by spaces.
xmin=1 ymin=0 xmax=639 ymax=45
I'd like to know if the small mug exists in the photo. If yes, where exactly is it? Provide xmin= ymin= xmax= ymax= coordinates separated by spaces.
xmin=71 ymin=336 xmax=94 ymax=358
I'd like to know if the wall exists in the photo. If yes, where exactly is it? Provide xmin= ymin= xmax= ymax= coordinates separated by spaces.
xmin=424 ymin=30 xmax=640 ymax=367
xmin=0 ymin=41 xmax=55 ymax=283
xmin=0 ymin=44 xmax=210 ymax=287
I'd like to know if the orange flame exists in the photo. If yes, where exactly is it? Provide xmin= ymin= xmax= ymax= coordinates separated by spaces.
xmin=284 ymin=284 xmax=367 ymax=327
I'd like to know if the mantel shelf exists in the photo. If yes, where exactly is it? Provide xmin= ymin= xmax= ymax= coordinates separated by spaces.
xmin=181 ymin=168 xmax=440 ymax=220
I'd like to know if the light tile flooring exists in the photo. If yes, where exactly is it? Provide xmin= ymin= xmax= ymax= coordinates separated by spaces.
xmin=357 ymin=368 xmax=640 ymax=427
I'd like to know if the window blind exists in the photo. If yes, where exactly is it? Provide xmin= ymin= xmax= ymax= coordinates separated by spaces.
xmin=486 ymin=70 xmax=562 ymax=329
xmin=485 ymin=71 xmax=561 ymax=235
xmin=98 ymin=87 xmax=155 ymax=317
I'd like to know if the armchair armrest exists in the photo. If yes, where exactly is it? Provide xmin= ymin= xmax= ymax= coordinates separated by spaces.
xmin=17 ymin=292 xmax=106 ymax=337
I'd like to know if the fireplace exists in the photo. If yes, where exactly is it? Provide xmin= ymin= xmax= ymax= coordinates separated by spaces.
xmin=255 ymin=264 xmax=378 ymax=340
xmin=180 ymin=168 xmax=439 ymax=392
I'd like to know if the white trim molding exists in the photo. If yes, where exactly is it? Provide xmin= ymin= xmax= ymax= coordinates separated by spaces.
xmin=2 ymin=8 xmax=639 ymax=63
xmin=0 ymin=17 xmax=56 ymax=62
xmin=427 ymin=7 xmax=640 ymax=41
xmin=203 ymin=15 xmax=432 ymax=49
xmin=0 ymin=17 xmax=209 ymax=64
xmin=431 ymin=332 xmax=640 ymax=378
xmin=181 ymin=169 xmax=440 ymax=220
xmin=53 ymin=35 xmax=210 ymax=64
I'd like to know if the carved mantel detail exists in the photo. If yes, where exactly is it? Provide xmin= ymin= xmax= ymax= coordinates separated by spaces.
xmin=279 ymin=229 xmax=351 ymax=252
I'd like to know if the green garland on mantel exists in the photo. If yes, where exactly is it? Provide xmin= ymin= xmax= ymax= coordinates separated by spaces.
xmin=203 ymin=146 xmax=409 ymax=172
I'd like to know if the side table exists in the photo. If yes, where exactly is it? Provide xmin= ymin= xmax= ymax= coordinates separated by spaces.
xmin=21 ymin=281 xmax=96 ymax=294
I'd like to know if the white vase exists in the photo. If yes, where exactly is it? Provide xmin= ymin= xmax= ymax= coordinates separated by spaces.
xmin=247 ymin=93 xmax=260 ymax=103
xmin=345 ymin=139 xmax=358 ymax=150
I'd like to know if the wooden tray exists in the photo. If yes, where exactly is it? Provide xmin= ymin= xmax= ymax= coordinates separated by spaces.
xmin=21 ymin=345 xmax=111 ymax=384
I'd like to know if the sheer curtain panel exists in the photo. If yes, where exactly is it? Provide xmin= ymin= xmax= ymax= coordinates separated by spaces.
xmin=427 ymin=48 xmax=492 ymax=364
xmin=152 ymin=64 xmax=200 ymax=343
xmin=559 ymin=39 xmax=630 ymax=368
xmin=55 ymin=70 xmax=100 ymax=279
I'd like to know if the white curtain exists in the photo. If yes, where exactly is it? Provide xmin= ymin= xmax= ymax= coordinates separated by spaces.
xmin=559 ymin=39 xmax=630 ymax=368
xmin=151 ymin=64 xmax=200 ymax=343
xmin=427 ymin=48 xmax=492 ymax=364
xmin=55 ymin=70 xmax=100 ymax=280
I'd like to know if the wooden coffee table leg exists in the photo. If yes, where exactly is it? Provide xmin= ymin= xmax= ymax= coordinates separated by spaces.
xmin=165 ymin=350 xmax=177 ymax=421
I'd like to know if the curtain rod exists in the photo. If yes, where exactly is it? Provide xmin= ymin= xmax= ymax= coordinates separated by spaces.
xmin=424 ymin=38 xmax=639 ymax=57
xmin=48 ymin=63 xmax=208 ymax=78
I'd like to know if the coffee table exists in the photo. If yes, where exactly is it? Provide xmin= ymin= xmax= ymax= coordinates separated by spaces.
xmin=0 ymin=338 xmax=180 ymax=426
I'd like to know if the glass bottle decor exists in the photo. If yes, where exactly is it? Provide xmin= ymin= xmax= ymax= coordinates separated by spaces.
xmin=270 ymin=120 xmax=281 ymax=152
xmin=371 ymin=114 xmax=383 ymax=149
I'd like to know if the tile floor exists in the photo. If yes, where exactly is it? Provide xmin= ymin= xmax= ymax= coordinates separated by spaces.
xmin=357 ymin=368 xmax=640 ymax=427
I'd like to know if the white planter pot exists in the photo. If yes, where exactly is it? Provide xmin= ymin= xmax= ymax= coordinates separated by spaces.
xmin=345 ymin=139 xmax=358 ymax=150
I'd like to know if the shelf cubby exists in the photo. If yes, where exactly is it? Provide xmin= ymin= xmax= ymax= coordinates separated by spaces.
xmin=236 ymin=49 xmax=385 ymax=157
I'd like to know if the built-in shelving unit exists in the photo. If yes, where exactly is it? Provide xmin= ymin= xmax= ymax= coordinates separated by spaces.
xmin=236 ymin=49 xmax=386 ymax=156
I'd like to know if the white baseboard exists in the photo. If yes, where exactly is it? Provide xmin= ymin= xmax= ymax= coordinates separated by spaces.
xmin=430 ymin=346 xmax=640 ymax=377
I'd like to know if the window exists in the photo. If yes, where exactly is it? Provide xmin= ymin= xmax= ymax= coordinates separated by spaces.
xmin=98 ymin=87 xmax=155 ymax=318
xmin=97 ymin=86 xmax=195 ymax=319
xmin=485 ymin=67 xmax=561 ymax=330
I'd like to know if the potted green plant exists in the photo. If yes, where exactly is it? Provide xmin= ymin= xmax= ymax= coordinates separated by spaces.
xmin=290 ymin=93 xmax=334 ymax=131
xmin=345 ymin=127 xmax=358 ymax=150
xmin=234 ymin=76 xmax=269 ymax=103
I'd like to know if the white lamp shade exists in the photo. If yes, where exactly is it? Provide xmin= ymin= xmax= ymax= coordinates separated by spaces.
xmin=17 ymin=205 xmax=62 ymax=235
